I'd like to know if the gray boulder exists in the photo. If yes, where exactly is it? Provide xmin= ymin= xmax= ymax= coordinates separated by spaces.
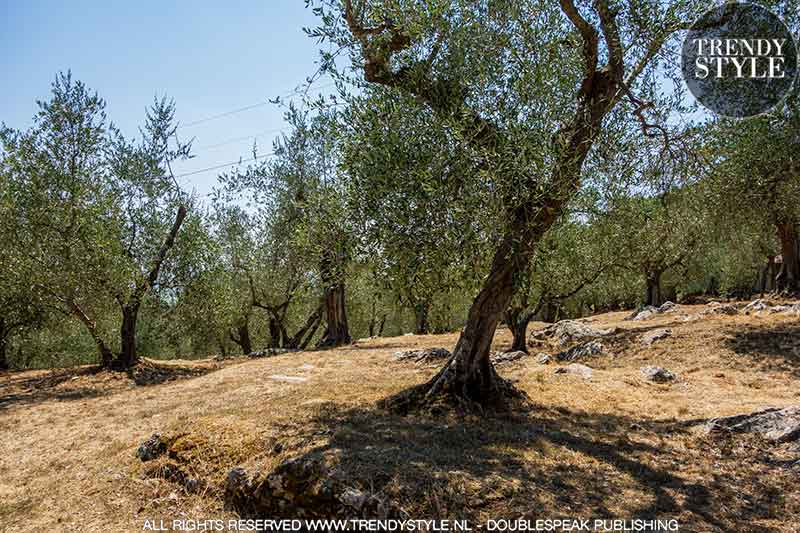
xmin=640 ymin=366 xmax=676 ymax=383
xmin=557 ymin=340 xmax=604 ymax=362
xmin=702 ymin=302 xmax=739 ymax=316
xmin=706 ymin=406 xmax=800 ymax=442
xmin=529 ymin=320 xmax=615 ymax=347
xmin=641 ymin=328 xmax=672 ymax=346
xmin=393 ymin=347 xmax=451 ymax=363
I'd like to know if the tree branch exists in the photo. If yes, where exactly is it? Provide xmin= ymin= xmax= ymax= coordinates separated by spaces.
xmin=559 ymin=0 xmax=599 ymax=77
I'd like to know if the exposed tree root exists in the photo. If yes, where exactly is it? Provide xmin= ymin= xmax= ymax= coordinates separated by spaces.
xmin=379 ymin=357 xmax=530 ymax=416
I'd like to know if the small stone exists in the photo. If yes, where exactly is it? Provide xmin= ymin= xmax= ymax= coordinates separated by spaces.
xmin=658 ymin=301 xmax=676 ymax=313
xmin=640 ymin=366 xmax=676 ymax=383
xmin=536 ymin=353 xmax=552 ymax=364
xmin=136 ymin=434 xmax=167 ymax=462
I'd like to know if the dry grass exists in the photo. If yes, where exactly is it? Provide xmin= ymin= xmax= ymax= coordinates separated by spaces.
xmin=1 ymin=303 xmax=799 ymax=532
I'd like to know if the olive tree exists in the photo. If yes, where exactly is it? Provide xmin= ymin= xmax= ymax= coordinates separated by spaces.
xmin=0 ymin=73 xmax=194 ymax=369
xmin=314 ymin=0 xmax=702 ymax=411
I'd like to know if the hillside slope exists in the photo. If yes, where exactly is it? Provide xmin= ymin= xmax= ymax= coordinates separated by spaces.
xmin=1 ymin=302 xmax=799 ymax=532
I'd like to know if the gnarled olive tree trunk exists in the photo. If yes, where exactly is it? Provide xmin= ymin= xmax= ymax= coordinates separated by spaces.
xmin=316 ymin=254 xmax=351 ymax=348
xmin=504 ymin=306 xmax=533 ymax=354
xmin=230 ymin=319 xmax=253 ymax=355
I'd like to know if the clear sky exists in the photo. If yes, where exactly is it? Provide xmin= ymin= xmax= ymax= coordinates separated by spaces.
xmin=0 ymin=0 xmax=334 ymax=197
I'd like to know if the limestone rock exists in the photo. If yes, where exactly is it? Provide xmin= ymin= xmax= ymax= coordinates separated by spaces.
xmin=536 ymin=353 xmax=552 ymax=364
xmin=640 ymin=366 xmax=676 ymax=383
xmin=706 ymin=406 xmax=800 ymax=443
xmin=742 ymin=299 xmax=771 ymax=314
xmin=701 ymin=302 xmax=739 ymax=316
xmin=529 ymin=320 xmax=615 ymax=347
xmin=393 ymin=347 xmax=451 ymax=364
xmin=557 ymin=340 xmax=604 ymax=362
xmin=641 ymin=328 xmax=672 ymax=346
xmin=554 ymin=363 xmax=593 ymax=379
xmin=626 ymin=302 xmax=676 ymax=321
xmin=491 ymin=350 xmax=528 ymax=365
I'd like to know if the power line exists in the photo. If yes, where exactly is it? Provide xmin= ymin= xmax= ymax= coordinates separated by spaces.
xmin=175 ymin=152 xmax=275 ymax=179
xmin=177 ymin=81 xmax=337 ymax=130
xmin=192 ymin=126 xmax=287 ymax=152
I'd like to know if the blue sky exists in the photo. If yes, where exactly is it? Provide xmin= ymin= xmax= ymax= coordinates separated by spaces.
xmin=0 ymin=0 xmax=335 ymax=197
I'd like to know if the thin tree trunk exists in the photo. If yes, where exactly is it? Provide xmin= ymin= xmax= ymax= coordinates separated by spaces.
xmin=116 ymin=303 xmax=139 ymax=369
xmin=645 ymin=271 xmax=662 ymax=307
xmin=413 ymin=301 xmax=430 ymax=335
xmin=268 ymin=317 xmax=282 ymax=348
xmin=68 ymin=299 xmax=114 ymax=368
xmin=776 ymin=223 xmax=800 ymax=292
xmin=287 ymin=304 xmax=323 ymax=349
xmin=378 ymin=315 xmax=387 ymax=337
xmin=0 ymin=319 xmax=8 ymax=371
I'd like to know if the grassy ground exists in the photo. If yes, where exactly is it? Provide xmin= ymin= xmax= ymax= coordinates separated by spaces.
xmin=1 ymin=303 xmax=799 ymax=532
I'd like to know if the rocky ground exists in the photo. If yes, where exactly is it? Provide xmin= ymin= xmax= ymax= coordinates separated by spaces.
xmin=1 ymin=300 xmax=799 ymax=532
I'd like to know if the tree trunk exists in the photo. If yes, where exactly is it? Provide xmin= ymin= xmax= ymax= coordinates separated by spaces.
xmin=231 ymin=322 xmax=252 ymax=355
xmin=776 ymin=223 xmax=800 ymax=292
xmin=316 ymin=256 xmax=351 ymax=348
xmin=413 ymin=301 xmax=430 ymax=335
xmin=504 ymin=306 xmax=530 ymax=354
xmin=510 ymin=316 xmax=530 ymax=353
xmin=317 ymin=281 xmax=351 ymax=347
xmin=378 ymin=314 xmax=387 ymax=337
xmin=383 ymin=201 xmax=563 ymax=412
xmin=68 ymin=299 xmax=114 ymax=368
xmin=268 ymin=317 xmax=282 ymax=348
xmin=0 ymin=319 xmax=8 ymax=371
xmin=645 ymin=271 xmax=662 ymax=307
xmin=115 ymin=303 xmax=139 ymax=370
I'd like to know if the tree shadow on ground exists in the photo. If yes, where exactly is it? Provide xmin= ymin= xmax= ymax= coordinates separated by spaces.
xmin=0 ymin=359 xmax=220 ymax=411
xmin=0 ymin=366 xmax=111 ymax=411
xmin=277 ymin=402 xmax=794 ymax=531
xmin=129 ymin=359 xmax=218 ymax=386
xmin=721 ymin=323 xmax=800 ymax=378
